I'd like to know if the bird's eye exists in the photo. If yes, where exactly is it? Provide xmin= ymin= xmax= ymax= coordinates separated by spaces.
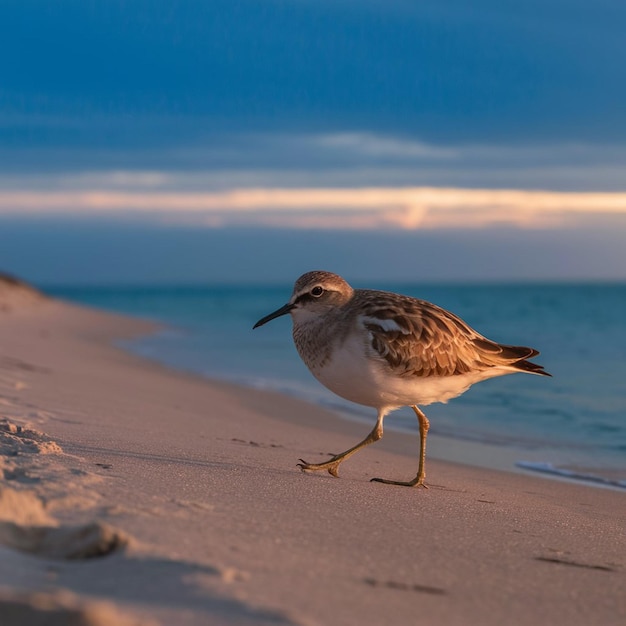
xmin=311 ymin=286 xmax=324 ymax=297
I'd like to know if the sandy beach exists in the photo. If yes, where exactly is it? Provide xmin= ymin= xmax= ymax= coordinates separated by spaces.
xmin=0 ymin=283 xmax=624 ymax=626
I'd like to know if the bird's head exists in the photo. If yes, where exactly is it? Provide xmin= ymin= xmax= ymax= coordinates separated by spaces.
xmin=253 ymin=271 xmax=354 ymax=328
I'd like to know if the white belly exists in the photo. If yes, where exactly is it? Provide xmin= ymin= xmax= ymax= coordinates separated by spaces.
xmin=310 ymin=335 xmax=389 ymax=408
xmin=304 ymin=333 xmax=507 ymax=410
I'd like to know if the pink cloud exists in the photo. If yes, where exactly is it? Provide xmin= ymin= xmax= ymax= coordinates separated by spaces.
xmin=1 ymin=186 xmax=626 ymax=230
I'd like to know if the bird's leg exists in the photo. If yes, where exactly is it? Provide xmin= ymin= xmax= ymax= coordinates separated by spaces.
xmin=371 ymin=405 xmax=430 ymax=488
xmin=298 ymin=413 xmax=384 ymax=478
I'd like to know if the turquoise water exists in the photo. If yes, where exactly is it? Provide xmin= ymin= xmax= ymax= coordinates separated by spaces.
xmin=47 ymin=282 xmax=626 ymax=487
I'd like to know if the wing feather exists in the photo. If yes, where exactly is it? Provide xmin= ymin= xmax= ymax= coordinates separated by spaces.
xmin=356 ymin=290 xmax=543 ymax=378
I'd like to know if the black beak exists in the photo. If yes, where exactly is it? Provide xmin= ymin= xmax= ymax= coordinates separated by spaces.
xmin=253 ymin=303 xmax=295 ymax=329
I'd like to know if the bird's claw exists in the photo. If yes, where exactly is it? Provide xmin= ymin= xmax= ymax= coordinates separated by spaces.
xmin=370 ymin=476 xmax=429 ymax=488
xmin=297 ymin=458 xmax=341 ymax=478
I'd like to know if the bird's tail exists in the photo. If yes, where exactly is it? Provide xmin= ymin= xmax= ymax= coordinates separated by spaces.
xmin=473 ymin=339 xmax=552 ymax=377
xmin=498 ymin=344 xmax=551 ymax=377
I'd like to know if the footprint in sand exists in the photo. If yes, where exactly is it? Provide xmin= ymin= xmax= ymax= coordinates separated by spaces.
xmin=1 ymin=420 xmax=129 ymax=560
xmin=363 ymin=577 xmax=446 ymax=595
xmin=0 ymin=488 xmax=129 ymax=560
xmin=0 ymin=589 xmax=153 ymax=626
xmin=0 ymin=419 xmax=63 ymax=456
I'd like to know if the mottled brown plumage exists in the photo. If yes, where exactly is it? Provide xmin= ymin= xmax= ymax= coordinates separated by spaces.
xmin=356 ymin=290 xmax=547 ymax=378
xmin=254 ymin=271 xmax=550 ymax=488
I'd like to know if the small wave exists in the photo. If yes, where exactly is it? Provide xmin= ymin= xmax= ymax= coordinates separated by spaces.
xmin=516 ymin=461 xmax=626 ymax=490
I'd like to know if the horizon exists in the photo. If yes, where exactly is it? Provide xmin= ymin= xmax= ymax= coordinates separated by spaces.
xmin=28 ymin=272 xmax=626 ymax=290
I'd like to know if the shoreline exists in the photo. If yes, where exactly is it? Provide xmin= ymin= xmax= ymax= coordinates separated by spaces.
xmin=122 ymin=326 xmax=625 ymax=492
xmin=0 ymin=294 xmax=624 ymax=625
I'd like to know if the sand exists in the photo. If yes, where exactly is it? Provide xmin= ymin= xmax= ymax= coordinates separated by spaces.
xmin=0 ymin=283 xmax=624 ymax=625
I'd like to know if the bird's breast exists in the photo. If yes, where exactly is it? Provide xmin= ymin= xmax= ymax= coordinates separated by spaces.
xmin=293 ymin=325 xmax=393 ymax=408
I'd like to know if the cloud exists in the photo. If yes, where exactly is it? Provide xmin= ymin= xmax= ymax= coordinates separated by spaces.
xmin=312 ymin=132 xmax=458 ymax=159
xmin=3 ymin=128 xmax=626 ymax=194
xmin=1 ymin=185 xmax=626 ymax=231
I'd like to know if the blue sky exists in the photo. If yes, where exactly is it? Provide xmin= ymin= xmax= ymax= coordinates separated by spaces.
xmin=1 ymin=1 xmax=625 ymax=284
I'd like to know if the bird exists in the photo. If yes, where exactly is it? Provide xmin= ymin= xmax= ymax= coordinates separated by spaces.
xmin=253 ymin=271 xmax=550 ymax=488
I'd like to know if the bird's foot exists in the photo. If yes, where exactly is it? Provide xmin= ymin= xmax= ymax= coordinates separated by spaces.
xmin=297 ymin=457 xmax=342 ymax=478
xmin=370 ymin=475 xmax=428 ymax=489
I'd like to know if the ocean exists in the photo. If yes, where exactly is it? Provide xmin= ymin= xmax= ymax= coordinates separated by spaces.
xmin=47 ymin=282 xmax=626 ymax=489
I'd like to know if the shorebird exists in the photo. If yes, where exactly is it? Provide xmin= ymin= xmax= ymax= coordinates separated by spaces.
xmin=253 ymin=271 xmax=550 ymax=488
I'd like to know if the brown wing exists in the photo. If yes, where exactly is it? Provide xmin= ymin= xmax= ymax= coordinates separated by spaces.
xmin=356 ymin=290 xmax=546 ymax=378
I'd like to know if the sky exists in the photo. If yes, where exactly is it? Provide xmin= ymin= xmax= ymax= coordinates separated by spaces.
xmin=1 ymin=0 xmax=625 ymax=284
